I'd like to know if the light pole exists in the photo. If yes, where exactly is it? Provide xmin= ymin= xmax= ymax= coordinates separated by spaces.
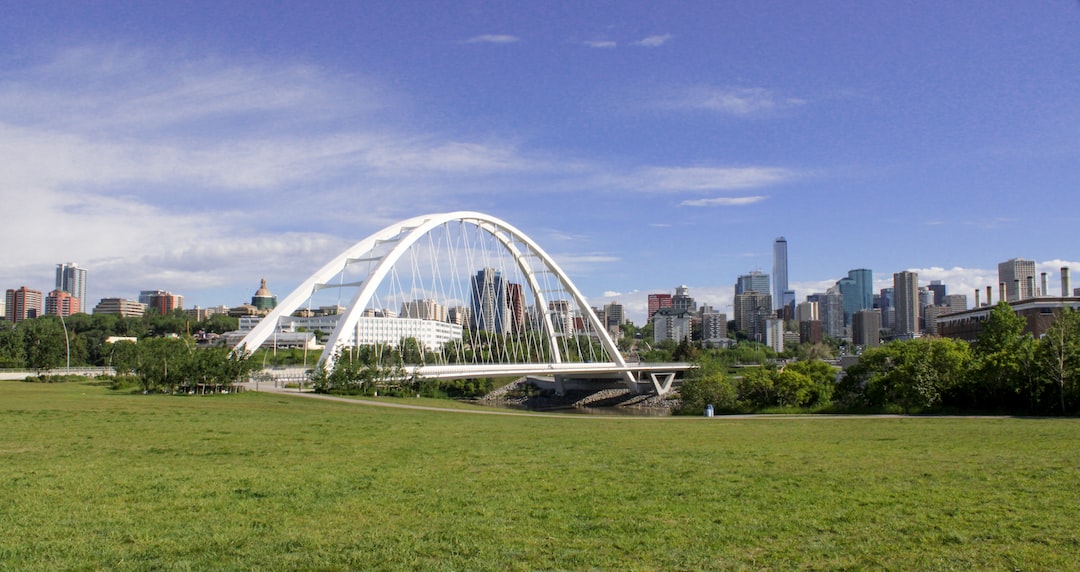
xmin=58 ymin=311 xmax=71 ymax=373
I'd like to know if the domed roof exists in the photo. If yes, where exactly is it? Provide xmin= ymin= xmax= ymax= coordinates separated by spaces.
xmin=253 ymin=278 xmax=273 ymax=298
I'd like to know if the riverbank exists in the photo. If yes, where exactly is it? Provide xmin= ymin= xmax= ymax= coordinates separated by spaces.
xmin=475 ymin=377 xmax=679 ymax=414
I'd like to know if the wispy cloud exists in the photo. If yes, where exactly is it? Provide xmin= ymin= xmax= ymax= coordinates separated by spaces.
xmin=584 ymin=40 xmax=617 ymax=49
xmin=637 ymin=166 xmax=797 ymax=192
xmin=680 ymin=196 xmax=768 ymax=207
xmin=670 ymin=87 xmax=806 ymax=116
xmin=0 ymin=45 xmax=559 ymax=301
xmin=634 ymin=34 xmax=673 ymax=47
xmin=551 ymin=253 xmax=621 ymax=275
xmin=465 ymin=34 xmax=520 ymax=44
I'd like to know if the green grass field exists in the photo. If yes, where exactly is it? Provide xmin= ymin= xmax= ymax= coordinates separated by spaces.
xmin=2 ymin=381 xmax=1079 ymax=570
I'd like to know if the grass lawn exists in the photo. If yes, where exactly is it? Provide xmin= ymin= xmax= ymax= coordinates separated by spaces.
xmin=2 ymin=381 xmax=1079 ymax=570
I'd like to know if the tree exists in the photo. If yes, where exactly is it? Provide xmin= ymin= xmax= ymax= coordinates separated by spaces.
xmin=0 ymin=320 xmax=26 ymax=368
xmin=785 ymin=359 xmax=837 ymax=406
xmin=201 ymin=314 xmax=239 ymax=335
xmin=676 ymin=354 xmax=736 ymax=414
xmin=971 ymin=302 xmax=1033 ymax=410
xmin=736 ymin=367 xmax=775 ymax=408
xmin=838 ymin=338 xmax=972 ymax=412
xmin=773 ymin=369 xmax=815 ymax=407
xmin=19 ymin=317 xmax=68 ymax=371
xmin=1037 ymin=308 xmax=1080 ymax=414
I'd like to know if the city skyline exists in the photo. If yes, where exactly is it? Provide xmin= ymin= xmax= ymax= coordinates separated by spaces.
xmin=5 ymin=251 xmax=1080 ymax=328
xmin=1 ymin=3 xmax=1079 ymax=325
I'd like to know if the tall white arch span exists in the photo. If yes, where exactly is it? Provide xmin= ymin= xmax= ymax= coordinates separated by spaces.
xmin=236 ymin=211 xmax=633 ymax=384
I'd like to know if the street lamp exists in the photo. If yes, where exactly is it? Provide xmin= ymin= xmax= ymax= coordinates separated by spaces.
xmin=58 ymin=311 xmax=71 ymax=373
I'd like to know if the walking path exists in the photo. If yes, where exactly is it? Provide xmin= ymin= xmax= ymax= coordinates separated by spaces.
xmin=241 ymin=383 xmax=1010 ymax=420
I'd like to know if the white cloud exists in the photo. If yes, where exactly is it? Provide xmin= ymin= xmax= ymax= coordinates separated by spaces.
xmin=634 ymin=34 xmax=673 ymax=47
xmin=0 ymin=46 xmax=566 ymax=305
xmin=465 ymin=34 xmax=520 ymax=44
xmin=680 ymin=196 xmax=768 ymax=207
xmin=550 ymin=253 xmax=621 ymax=276
xmin=638 ymin=166 xmax=796 ymax=192
xmin=584 ymin=40 xmax=617 ymax=49
xmin=671 ymin=87 xmax=806 ymax=116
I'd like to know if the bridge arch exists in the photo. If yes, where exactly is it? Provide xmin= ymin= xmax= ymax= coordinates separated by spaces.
xmin=236 ymin=212 xmax=632 ymax=383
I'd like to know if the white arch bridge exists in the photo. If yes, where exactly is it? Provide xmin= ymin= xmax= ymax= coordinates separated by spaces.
xmin=237 ymin=212 xmax=692 ymax=395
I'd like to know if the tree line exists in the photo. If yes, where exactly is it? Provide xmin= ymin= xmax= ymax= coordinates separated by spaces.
xmin=678 ymin=302 xmax=1080 ymax=416
xmin=0 ymin=310 xmax=238 ymax=370
xmin=0 ymin=311 xmax=254 ymax=393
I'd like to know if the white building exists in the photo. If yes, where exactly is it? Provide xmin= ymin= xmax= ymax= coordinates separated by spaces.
xmin=652 ymin=308 xmax=693 ymax=344
xmin=765 ymin=318 xmax=785 ymax=353
xmin=237 ymin=313 xmax=462 ymax=351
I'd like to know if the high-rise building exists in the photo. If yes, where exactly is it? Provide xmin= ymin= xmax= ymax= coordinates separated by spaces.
xmin=672 ymin=285 xmax=697 ymax=313
xmin=447 ymin=306 xmax=470 ymax=328
xmin=795 ymin=300 xmax=819 ymax=322
xmin=853 ymin=308 xmax=876 ymax=343
xmin=772 ymin=237 xmax=789 ymax=315
xmin=852 ymin=309 xmax=882 ymax=348
xmin=923 ymin=304 xmax=947 ymax=336
xmin=765 ymin=318 xmax=784 ymax=353
xmin=735 ymin=271 xmax=771 ymax=311
xmin=548 ymin=299 xmax=574 ymax=334
xmin=998 ymin=258 xmax=1036 ymax=302
xmin=821 ymin=285 xmax=846 ymax=339
xmin=506 ymin=283 xmax=526 ymax=332
xmin=400 ymin=299 xmax=447 ymax=322
xmin=45 ymin=289 xmax=80 ymax=317
xmin=647 ymin=293 xmax=673 ymax=319
xmin=55 ymin=263 xmax=88 ymax=308
xmin=837 ymin=269 xmax=873 ymax=326
xmin=799 ymin=320 xmax=824 ymax=344
xmin=877 ymin=287 xmax=894 ymax=331
xmin=701 ymin=312 xmax=728 ymax=346
xmin=603 ymin=301 xmax=625 ymax=332
xmin=6 ymin=287 xmax=43 ymax=323
xmin=928 ymin=281 xmax=947 ymax=306
xmin=652 ymin=308 xmax=693 ymax=343
xmin=943 ymin=294 xmax=968 ymax=313
xmin=469 ymin=268 xmax=509 ymax=333
xmin=734 ymin=291 xmax=772 ymax=341
xmin=893 ymin=271 xmax=920 ymax=338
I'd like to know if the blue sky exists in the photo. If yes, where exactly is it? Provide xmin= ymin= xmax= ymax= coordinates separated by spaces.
xmin=2 ymin=1 xmax=1079 ymax=324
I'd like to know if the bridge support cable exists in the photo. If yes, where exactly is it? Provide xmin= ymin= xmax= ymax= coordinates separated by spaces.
xmin=234 ymin=212 xmax=634 ymax=388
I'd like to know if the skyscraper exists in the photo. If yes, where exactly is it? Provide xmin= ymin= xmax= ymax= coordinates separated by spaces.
xmin=55 ymin=263 xmax=87 ymax=308
xmin=837 ymin=269 xmax=873 ymax=326
xmin=672 ymin=285 xmax=697 ymax=312
xmin=647 ymin=293 xmax=673 ymax=319
xmin=5 ymin=287 xmax=43 ymax=323
xmin=735 ymin=271 xmax=771 ymax=311
xmin=998 ymin=258 xmax=1036 ymax=302
xmin=772 ymin=237 xmax=788 ymax=315
xmin=45 ymin=290 xmax=81 ymax=317
xmin=893 ymin=271 xmax=919 ymax=338
xmin=470 ymin=268 xmax=509 ymax=333
xmin=928 ymin=280 xmax=947 ymax=306
xmin=734 ymin=291 xmax=772 ymax=341
xmin=822 ymin=285 xmax=846 ymax=339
